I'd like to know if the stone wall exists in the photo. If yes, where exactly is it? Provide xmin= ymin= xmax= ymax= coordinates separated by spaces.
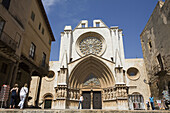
xmin=140 ymin=0 xmax=170 ymax=100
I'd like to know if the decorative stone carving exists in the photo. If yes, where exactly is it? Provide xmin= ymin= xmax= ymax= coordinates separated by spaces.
xmin=56 ymin=85 xmax=67 ymax=98
xmin=79 ymin=37 xmax=102 ymax=55
xmin=103 ymin=85 xmax=128 ymax=101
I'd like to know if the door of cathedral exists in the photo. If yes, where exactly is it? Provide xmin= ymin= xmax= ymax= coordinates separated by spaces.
xmin=93 ymin=91 xmax=102 ymax=109
xmin=82 ymin=91 xmax=102 ymax=109
xmin=82 ymin=91 xmax=91 ymax=109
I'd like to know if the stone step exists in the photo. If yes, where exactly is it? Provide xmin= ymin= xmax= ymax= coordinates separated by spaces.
xmin=0 ymin=109 xmax=169 ymax=113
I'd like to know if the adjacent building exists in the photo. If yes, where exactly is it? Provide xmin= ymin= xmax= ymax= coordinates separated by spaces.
xmin=0 ymin=0 xmax=55 ymax=107
xmin=140 ymin=0 xmax=170 ymax=100
xmin=37 ymin=20 xmax=150 ymax=110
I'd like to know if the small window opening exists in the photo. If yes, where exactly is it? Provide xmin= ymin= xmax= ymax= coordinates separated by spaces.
xmin=96 ymin=22 xmax=100 ymax=27
xmin=157 ymin=54 xmax=164 ymax=70
xmin=31 ymin=11 xmax=35 ymax=21
xmin=149 ymin=41 xmax=152 ymax=48
xmin=82 ymin=24 xmax=85 ymax=28
xmin=39 ymin=23 xmax=41 ymax=30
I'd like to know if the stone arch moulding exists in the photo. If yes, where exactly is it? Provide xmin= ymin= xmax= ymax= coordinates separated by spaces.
xmin=75 ymin=31 xmax=107 ymax=57
xmin=43 ymin=93 xmax=54 ymax=100
xmin=68 ymin=55 xmax=115 ymax=89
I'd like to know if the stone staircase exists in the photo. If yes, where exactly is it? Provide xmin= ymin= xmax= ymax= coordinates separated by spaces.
xmin=0 ymin=109 xmax=170 ymax=113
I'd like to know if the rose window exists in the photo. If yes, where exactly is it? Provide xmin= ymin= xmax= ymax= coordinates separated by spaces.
xmin=79 ymin=37 xmax=102 ymax=55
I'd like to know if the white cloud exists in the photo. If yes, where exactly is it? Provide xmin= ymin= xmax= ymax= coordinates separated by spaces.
xmin=42 ymin=0 xmax=67 ymax=13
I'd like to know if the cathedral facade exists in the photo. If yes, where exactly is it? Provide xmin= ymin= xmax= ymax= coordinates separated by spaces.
xmin=30 ymin=20 xmax=150 ymax=110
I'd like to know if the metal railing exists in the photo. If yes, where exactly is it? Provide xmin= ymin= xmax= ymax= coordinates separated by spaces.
xmin=0 ymin=30 xmax=17 ymax=51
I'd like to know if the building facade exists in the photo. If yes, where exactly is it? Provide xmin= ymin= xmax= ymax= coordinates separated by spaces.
xmin=0 ymin=0 xmax=55 ymax=107
xmin=140 ymin=0 xmax=170 ymax=100
xmin=38 ymin=20 xmax=150 ymax=110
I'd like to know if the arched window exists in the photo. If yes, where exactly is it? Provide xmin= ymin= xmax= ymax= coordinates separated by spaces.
xmin=44 ymin=94 xmax=53 ymax=109
xmin=128 ymin=92 xmax=145 ymax=110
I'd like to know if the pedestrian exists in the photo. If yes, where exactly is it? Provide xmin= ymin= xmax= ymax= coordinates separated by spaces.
xmin=160 ymin=99 xmax=165 ymax=110
xmin=9 ymin=84 xmax=18 ymax=108
xmin=78 ymin=94 xmax=83 ymax=109
xmin=18 ymin=83 xmax=28 ymax=109
xmin=146 ymin=100 xmax=150 ymax=110
xmin=149 ymin=95 xmax=155 ymax=110
xmin=162 ymin=88 xmax=170 ymax=110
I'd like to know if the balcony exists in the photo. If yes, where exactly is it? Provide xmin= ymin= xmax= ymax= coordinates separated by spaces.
xmin=39 ymin=61 xmax=49 ymax=75
xmin=0 ymin=31 xmax=17 ymax=52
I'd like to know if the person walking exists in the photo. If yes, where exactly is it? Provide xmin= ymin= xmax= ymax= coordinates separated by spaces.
xmin=9 ymin=84 xmax=19 ymax=108
xmin=78 ymin=94 xmax=83 ymax=109
xmin=18 ymin=83 xmax=28 ymax=109
xmin=149 ymin=95 xmax=155 ymax=110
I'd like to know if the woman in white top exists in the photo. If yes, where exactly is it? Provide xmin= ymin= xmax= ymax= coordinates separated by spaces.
xmin=18 ymin=83 xmax=28 ymax=109
xmin=78 ymin=94 xmax=83 ymax=109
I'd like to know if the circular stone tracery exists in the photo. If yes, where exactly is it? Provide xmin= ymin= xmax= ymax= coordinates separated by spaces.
xmin=79 ymin=37 xmax=102 ymax=55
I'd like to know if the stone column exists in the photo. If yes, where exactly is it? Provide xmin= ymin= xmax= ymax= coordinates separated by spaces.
xmin=91 ymin=90 xmax=93 ymax=109
xmin=28 ymin=76 xmax=40 ymax=106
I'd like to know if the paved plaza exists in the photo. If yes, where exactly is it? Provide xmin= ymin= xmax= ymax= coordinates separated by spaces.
xmin=0 ymin=109 xmax=170 ymax=113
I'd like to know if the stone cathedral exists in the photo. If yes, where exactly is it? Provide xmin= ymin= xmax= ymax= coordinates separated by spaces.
xmin=29 ymin=20 xmax=150 ymax=110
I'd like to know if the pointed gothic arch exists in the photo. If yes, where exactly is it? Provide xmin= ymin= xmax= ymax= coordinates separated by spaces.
xmin=68 ymin=55 xmax=115 ymax=89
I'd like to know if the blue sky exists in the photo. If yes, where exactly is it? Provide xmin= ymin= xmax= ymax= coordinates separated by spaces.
xmin=42 ymin=0 xmax=159 ymax=61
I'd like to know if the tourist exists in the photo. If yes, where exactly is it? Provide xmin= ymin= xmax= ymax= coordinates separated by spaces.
xmin=9 ymin=84 xmax=19 ymax=108
xmin=162 ymin=88 xmax=170 ymax=110
xmin=78 ymin=94 xmax=83 ymax=109
xmin=18 ymin=83 xmax=28 ymax=109
xmin=149 ymin=95 xmax=155 ymax=110
xmin=146 ymin=100 xmax=150 ymax=110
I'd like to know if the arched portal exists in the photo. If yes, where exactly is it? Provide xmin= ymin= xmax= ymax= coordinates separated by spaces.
xmin=69 ymin=55 xmax=115 ymax=89
xmin=68 ymin=55 xmax=115 ymax=109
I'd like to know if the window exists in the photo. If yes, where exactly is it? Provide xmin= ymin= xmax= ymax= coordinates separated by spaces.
xmin=82 ymin=23 xmax=85 ymax=28
xmin=1 ymin=63 xmax=8 ymax=74
xmin=31 ymin=11 xmax=35 ymax=21
xmin=149 ymin=41 xmax=152 ymax=48
xmin=29 ymin=43 xmax=36 ymax=59
xmin=127 ymin=68 xmax=138 ymax=76
xmin=148 ymin=39 xmax=152 ymax=51
xmin=42 ymin=52 xmax=46 ymax=67
xmin=47 ymin=71 xmax=55 ymax=79
xmin=0 ymin=18 xmax=5 ymax=35
xmin=42 ymin=28 xmax=44 ymax=35
xmin=157 ymin=54 xmax=164 ymax=70
xmin=127 ymin=67 xmax=140 ymax=80
xmin=39 ymin=23 xmax=41 ymax=30
xmin=2 ymin=0 xmax=11 ymax=10
xmin=96 ymin=22 xmax=100 ymax=27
